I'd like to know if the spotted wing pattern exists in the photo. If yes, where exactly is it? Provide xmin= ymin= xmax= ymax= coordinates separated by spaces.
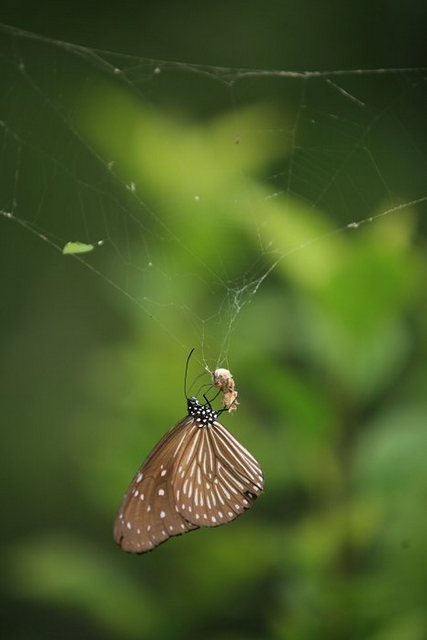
xmin=114 ymin=397 xmax=263 ymax=553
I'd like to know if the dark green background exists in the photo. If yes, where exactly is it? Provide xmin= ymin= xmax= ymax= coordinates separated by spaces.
xmin=2 ymin=3 xmax=427 ymax=639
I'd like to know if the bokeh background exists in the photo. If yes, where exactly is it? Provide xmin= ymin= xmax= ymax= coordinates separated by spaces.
xmin=2 ymin=3 xmax=427 ymax=639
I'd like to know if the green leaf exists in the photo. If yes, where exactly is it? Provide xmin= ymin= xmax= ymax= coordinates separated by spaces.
xmin=62 ymin=241 xmax=97 ymax=255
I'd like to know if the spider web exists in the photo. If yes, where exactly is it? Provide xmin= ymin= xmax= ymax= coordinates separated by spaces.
xmin=1 ymin=23 xmax=427 ymax=373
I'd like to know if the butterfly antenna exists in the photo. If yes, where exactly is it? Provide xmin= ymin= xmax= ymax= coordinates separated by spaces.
xmin=184 ymin=348 xmax=195 ymax=399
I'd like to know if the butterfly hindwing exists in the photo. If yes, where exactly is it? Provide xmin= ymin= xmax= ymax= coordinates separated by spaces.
xmin=174 ymin=418 xmax=264 ymax=527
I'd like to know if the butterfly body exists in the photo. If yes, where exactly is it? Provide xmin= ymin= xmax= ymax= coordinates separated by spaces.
xmin=114 ymin=396 xmax=263 ymax=553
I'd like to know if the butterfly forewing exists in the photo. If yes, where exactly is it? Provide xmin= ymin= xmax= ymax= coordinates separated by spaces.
xmin=174 ymin=417 xmax=264 ymax=528
xmin=114 ymin=416 xmax=200 ymax=553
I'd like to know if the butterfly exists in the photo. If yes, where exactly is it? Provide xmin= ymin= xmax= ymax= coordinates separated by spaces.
xmin=114 ymin=395 xmax=263 ymax=553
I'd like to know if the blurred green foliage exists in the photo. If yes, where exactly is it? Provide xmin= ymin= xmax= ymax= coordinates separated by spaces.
xmin=2 ymin=9 xmax=427 ymax=640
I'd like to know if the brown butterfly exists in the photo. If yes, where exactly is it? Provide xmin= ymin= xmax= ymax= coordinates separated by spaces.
xmin=114 ymin=395 xmax=263 ymax=553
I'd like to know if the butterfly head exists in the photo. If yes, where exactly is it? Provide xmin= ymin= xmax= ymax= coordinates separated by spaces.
xmin=187 ymin=396 xmax=218 ymax=427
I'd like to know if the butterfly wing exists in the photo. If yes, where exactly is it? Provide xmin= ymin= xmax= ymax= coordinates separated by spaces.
xmin=114 ymin=400 xmax=264 ymax=552
xmin=114 ymin=415 xmax=200 ymax=553
xmin=174 ymin=419 xmax=264 ymax=527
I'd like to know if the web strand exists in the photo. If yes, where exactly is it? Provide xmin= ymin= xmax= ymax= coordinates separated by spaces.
xmin=1 ymin=24 xmax=426 ymax=369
